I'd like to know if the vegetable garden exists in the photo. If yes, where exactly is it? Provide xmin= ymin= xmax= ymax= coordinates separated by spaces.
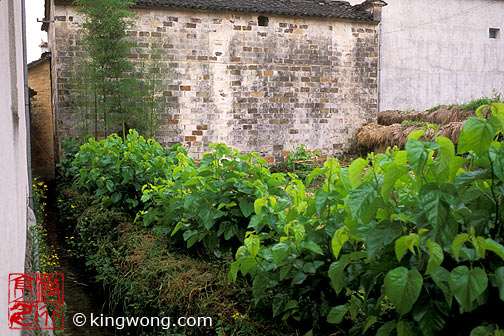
xmin=56 ymin=102 xmax=504 ymax=335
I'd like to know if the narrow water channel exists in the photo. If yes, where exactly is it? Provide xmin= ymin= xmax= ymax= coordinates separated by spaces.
xmin=45 ymin=186 xmax=116 ymax=336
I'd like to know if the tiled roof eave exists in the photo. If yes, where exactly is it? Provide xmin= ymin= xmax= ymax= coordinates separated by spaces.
xmin=53 ymin=0 xmax=375 ymax=22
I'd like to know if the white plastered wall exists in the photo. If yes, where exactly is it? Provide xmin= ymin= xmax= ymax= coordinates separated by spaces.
xmin=0 ymin=0 xmax=29 ymax=334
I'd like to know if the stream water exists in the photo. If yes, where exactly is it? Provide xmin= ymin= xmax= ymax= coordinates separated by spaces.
xmin=45 ymin=187 xmax=116 ymax=336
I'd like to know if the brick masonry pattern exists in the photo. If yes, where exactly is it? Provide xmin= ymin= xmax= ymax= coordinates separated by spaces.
xmin=50 ymin=6 xmax=379 ymax=162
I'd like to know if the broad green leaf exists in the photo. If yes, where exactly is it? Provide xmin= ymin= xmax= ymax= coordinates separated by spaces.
xmin=301 ymin=240 xmax=324 ymax=255
xmin=384 ymin=267 xmax=423 ymax=315
xmin=239 ymin=199 xmax=254 ymax=217
xmin=430 ymin=267 xmax=453 ymax=307
xmin=489 ymin=145 xmax=504 ymax=182
xmin=408 ymin=129 xmax=425 ymax=140
xmin=360 ymin=220 xmax=403 ymax=260
xmin=396 ymin=320 xmax=415 ymax=336
xmin=426 ymin=240 xmax=444 ymax=275
xmin=406 ymin=139 xmax=439 ymax=175
xmin=363 ymin=316 xmax=378 ymax=333
xmin=171 ymin=221 xmax=183 ymax=237
xmin=413 ymin=300 xmax=447 ymax=336
xmin=291 ymin=272 xmax=307 ymax=285
xmin=348 ymin=158 xmax=368 ymax=188
xmin=332 ymin=227 xmax=349 ymax=259
xmin=452 ymin=234 xmax=470 ymax=261
xmin=105 ymin=179 xmax=114 ymax=192
xmin=326 ymin=304 xmax=348 ymax=324
xmin=419 ymin=183 xmax=451 ymax=230
xmin=328 ymin=255 xmax=350 ymax=294
xmin=449 ymin=266 xmax=488 ymax=312
xmin=272 ymin=296 xmax=286 ymax=317
xmin=449 ymin=156 xmax=467 ymax=183
xmin=347 ymin=182 xmax=379 ymax=223
xmin=470 ymin=326 xmax=492 ymax=336
xmin=495 ymin=267 xmax=504 ymax=301
xmin=303 ymin=262 xmax=317 ymax=274
xmin=454 ymin=170 xmax=489 ymax=190
xmin=395 ymin=236 xmax=410 ymax=262
xmin=292 ymin=224 xmax=305 ymax=244
xmin=111 ymin=192 xmax=121 ymax=203
xmin=433 ymin=137 xmax=455 ymax=184
xmin=376 ymin=321 xmax=397 ymax=336
xmin=382 ymin=163 xmax=408 ymax=199
xmin=244 ymin=234 xmax=260 ymax=257
xmin=272 ymin=242 xmax=289 ymax=265
xmin=458 ymin=116 xmax=500 ymax=155
xmin=394 ymin=150 xmax=408 ymax=165
xmin=199 ymin=207 xmax=215 ymax=230
xmin=239 ymin=257 xmax=257 ymax=276
xmin=229 ymin=260 xmax=240 ymax=282
xmin=254 ymin=198 xmax=267 ymax=215
xmin=484 ymin=238 xmax=504 ymax=261
xmin=315 ymin=189 xmax=329 ymax=215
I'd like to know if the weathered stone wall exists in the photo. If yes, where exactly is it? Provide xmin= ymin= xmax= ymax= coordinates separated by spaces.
xmin=29 ymin=57 xmax=55 ymax=180
xmin=49 ymin=5 xmax=379 ymax=161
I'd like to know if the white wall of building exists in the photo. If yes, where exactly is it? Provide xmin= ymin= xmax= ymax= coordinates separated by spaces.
xmin=0 ymin=0 xmax=29 ymax=334
xmin=379 ymin=0 xmax=504 ymax=111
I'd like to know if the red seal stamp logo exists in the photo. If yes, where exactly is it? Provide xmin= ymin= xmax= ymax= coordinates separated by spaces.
xmin=8 ymin=273 xmax=64 ymax=330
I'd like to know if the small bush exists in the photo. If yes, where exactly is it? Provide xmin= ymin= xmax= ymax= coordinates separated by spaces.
xmin=140 ymin=143 xmax=287 ymax=255
xmin=70 ymin=130 xmax=187 ymax=214
xmin=286 ymin=144 xmax=323 ymax=175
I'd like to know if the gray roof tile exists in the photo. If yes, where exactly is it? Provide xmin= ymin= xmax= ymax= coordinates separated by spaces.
xmin=54 ymin=0 xmax=374 ymax=21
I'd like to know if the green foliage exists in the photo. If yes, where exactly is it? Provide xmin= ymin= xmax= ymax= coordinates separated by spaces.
xmin=63 ymin=102 xmax=504 ymax=335
xmin=139 ymin=143 xmax=287 ymax=255
xmin=459 ymin=95 xmax=500 ymax=111
xmin=70 ymin=130 xmax=186 ymax=214
xmin=428 ymin=105 xmax=441 ymax=113
xmin=74 ymin=0 xmax=161 ymax=139
xmin=31 ymin=178 xmax=60 ymax=272
xmin=286 ymin=144 xmax=323 ymax=175
xmin=231 ymin=103 xmax=504 ymax=334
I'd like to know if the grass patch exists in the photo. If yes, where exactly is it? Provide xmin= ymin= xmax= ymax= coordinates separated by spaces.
xmin=428 ymin=105 xmax=441 ymax=113
xmin=58 ymin=188 xmax=293 ymax=335
xmin=459 ymin=97 xmax=494 ymax=111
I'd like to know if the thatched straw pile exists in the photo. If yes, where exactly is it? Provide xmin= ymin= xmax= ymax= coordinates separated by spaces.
xmin=356 ymin=122 xmax=464 ymax=154
xmin=378 ymin=106 xmax=474 ymax=126
xmin=355 ymin=104 xmax=479 ymax=153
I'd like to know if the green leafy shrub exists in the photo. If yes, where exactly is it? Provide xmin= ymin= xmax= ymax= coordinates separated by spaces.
xmin=70 ymin=130 xmax=186 ymax=213
xmin=140 ymin=143 xmax=287 ymax=255
xmin=231 ymin=102 xmax=504 ymax=335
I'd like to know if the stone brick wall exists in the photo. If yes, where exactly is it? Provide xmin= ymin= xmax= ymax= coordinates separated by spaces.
xmin=28 ymin=57 xmax=55 ymax=180
xmin=49 ymin=5 xmax=379 ymax=162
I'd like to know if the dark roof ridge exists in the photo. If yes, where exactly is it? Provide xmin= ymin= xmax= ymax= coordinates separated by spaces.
xmin=28 ymin=52 xmax=51 ymax=69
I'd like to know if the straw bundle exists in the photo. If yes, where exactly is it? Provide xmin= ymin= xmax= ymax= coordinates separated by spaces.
xmin=378 ymin=106 xmax=474 ymax=126
xmin=356 ymin=122 xmax=465 ymax=153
